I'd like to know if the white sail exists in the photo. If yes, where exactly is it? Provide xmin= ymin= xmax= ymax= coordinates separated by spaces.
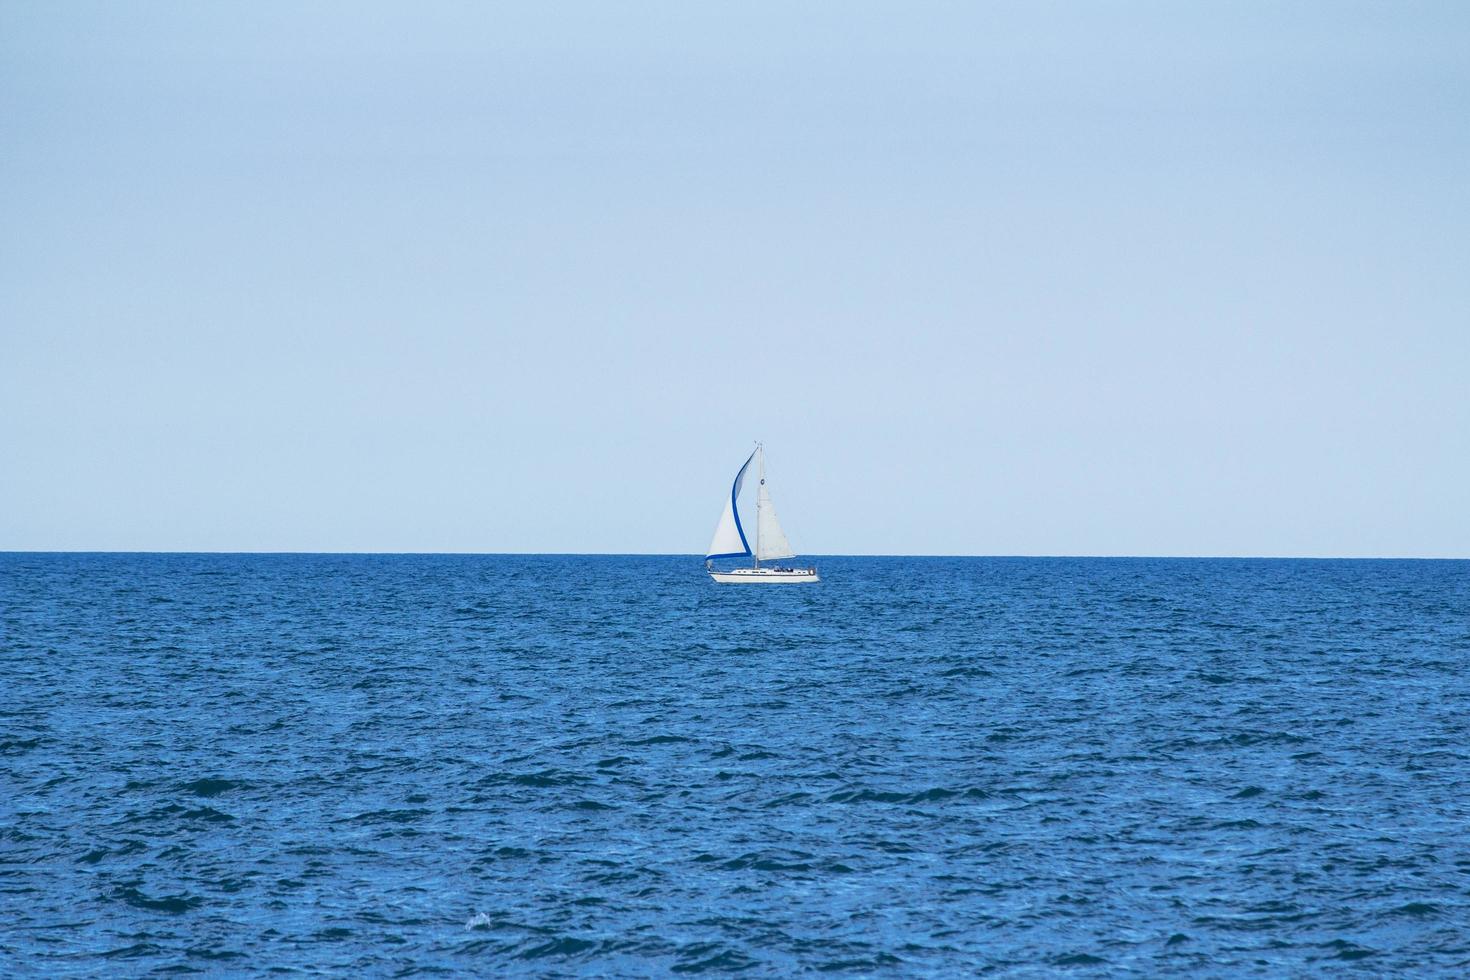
xmin=756 ymin=483 xmax=796 ymax=560
xmin=706 ymin=450 xmax=756 ymax=559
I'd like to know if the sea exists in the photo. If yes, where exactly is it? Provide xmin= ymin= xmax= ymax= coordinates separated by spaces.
xmin=2 ymin=553 xmax=1468 ymax=975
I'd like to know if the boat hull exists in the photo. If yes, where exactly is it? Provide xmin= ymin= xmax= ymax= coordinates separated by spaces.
xmin=709 ymin=567 xmax=820 ymax=584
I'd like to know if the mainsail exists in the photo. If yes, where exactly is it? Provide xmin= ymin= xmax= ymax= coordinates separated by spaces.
xmin=755 ymin=483 xmax=796 ymax=560
xmin=706 ymin=450 xmax=756 ymax=559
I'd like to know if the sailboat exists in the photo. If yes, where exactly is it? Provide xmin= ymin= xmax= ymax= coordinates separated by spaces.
xmin=705 ymin=444 xmax=819 ymax=583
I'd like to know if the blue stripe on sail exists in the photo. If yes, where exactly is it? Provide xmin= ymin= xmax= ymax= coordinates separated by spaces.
xmin=705 ymin=449 xmax=757 ymax=560
xmin=730 ymin=451 xmax=754 ymax=554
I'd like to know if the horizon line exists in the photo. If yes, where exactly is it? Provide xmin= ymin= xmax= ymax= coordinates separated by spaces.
xmin=1 ymin=550 xmax=1465 ymax=561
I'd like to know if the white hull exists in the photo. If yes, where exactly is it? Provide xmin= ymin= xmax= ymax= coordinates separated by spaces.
xmin=709 ymin=567 xmax=820 ymax=584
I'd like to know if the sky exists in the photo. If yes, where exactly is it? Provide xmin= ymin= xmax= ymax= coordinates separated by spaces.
xmin=2 ymin=2 xmax=1468 ymax=556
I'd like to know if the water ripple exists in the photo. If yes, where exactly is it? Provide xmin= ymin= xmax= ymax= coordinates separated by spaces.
xmin=3 ymin=554 xmax=1469 ymax=974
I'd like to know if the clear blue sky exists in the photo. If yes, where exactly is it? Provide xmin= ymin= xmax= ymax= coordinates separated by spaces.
xmin=3 ymin=2 xmax=1467 ymax=556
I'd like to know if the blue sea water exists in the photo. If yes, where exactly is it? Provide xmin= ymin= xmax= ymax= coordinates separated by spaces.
xmin=2 ymin=554 xmax=1469 ymax=975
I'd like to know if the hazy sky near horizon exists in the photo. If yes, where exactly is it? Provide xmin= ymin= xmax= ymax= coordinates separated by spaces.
xmin=3 ymin=2 xmax=1468 ymax=555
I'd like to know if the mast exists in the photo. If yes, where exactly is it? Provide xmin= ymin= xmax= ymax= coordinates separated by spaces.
xmin=754 ymin=443 xmax=763 ymax=568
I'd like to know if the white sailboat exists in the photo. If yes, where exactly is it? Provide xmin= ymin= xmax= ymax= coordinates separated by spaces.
xmin=705 ymin=444 xmax=819 ymax=583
